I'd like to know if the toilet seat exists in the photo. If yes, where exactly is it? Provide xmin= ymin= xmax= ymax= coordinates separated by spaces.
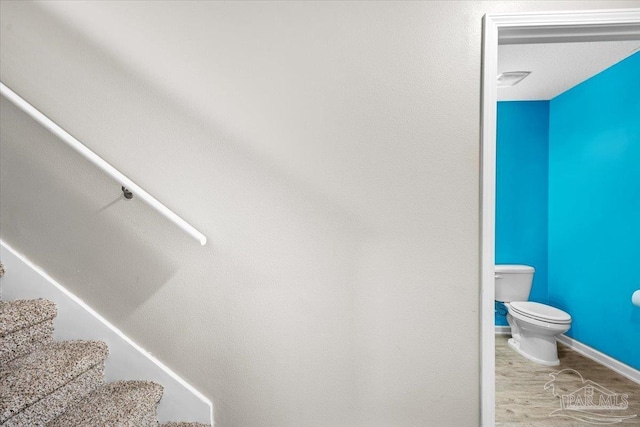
xmin=509 ymin=301 xmax=571 ymax=325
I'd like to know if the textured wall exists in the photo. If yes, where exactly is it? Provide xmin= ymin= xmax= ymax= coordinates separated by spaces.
xmin=495 ymin=101 xmax=550 ymax=326
xmin=549 ymin=52 xmax=640 ymax=369
xmin=2 ymin=1 xmax=638 ymax=425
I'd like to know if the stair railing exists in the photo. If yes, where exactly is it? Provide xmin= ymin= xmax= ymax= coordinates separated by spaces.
xmin=0 ymin=82 xmax=207 ymax=245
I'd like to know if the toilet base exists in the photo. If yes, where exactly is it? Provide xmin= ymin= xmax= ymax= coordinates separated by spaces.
xmin=508 ymin=337 xmax=560 ymax=366
xmin=504 ymin=304 xmax=570 ymax=366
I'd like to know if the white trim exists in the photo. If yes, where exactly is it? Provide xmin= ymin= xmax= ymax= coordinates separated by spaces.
xmin=480 ymin=13 xmax=498 ymax=427
xmin=557 ymin=335 xmax=640 ymax=385
xmin=0 ymin=240 xmax=214 ymax=425
xmin=480 ymin=9 xmax=640 ymax=427
xmin=0 ymin=82 xmax=207 ymax=246
xmin=493 ymin=9 xmax=640 ymax=44
xmin=496 ymin=328 xmax=639 ymax=381
xmin=494 ymin=326 xmax=511 ymax=335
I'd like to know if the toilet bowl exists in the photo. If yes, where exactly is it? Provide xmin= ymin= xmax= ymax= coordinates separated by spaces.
xmin=495 ymin=265 xmax=572 ymax=366
xmin=506 ymin=301 xmax=571 ymax=366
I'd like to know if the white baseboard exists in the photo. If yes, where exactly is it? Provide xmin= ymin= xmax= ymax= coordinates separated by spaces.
xmin=496 ymin=326 xmax=639 ymax=385
xmin=495 ymin=325 xmax=511 ymax=335
xmin=0 ymin=240 xmax=214 ymax=425
xmin=557 ymin=334 xmax=640 ymax=386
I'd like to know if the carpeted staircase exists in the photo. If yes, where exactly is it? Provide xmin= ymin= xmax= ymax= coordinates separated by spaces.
xmin=0 ymin=298 xmax=210 ymax=427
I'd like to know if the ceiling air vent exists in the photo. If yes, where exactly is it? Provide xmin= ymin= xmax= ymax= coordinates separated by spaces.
xmin=497 ymin=71 xmax=531 ymax=87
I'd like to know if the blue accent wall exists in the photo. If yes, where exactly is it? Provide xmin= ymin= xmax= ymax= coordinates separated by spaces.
xmin=548 ymin=52 xmax=640 ymax=369
xmin=495 ymin=101 xmax=549 ymax=326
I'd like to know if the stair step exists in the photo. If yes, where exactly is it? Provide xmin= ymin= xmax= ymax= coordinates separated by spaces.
xmin=3 ymin=365 xmax=104 ymax=427
xmin=0 ymin=340 xmax=108 ymax=425
xmin=0 ymin=299 xmax=57 ymax=335
xmin=1 ymin=318 xmax=54 ymax=364
xmin=0 ymin=299 xmax=57 ymax=363
xmin=47 ymin=380 xmax=164 ymax=427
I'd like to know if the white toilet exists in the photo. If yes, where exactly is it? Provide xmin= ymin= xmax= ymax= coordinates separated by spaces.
xmin=495 ymin=264 xmax=572 ymax=366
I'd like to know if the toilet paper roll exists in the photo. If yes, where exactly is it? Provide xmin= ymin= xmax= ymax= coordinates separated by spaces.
xmin=633 ymin=290 xmax=640 ymax=307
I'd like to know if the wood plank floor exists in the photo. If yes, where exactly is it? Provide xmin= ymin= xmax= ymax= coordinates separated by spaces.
xmin=496 ymin=335 xmax=640 ymax=426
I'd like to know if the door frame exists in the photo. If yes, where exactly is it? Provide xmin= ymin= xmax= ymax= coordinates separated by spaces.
xmin=480 ymin=9 xmax=640 ymax=426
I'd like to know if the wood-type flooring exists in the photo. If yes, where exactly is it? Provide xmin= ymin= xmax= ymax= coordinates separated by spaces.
xmin=496 ymin=334 xmax=640 ymax=426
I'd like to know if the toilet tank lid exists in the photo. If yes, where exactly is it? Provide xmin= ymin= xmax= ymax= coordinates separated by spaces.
xmin=495 ymin=264 xmax=535 ymax=273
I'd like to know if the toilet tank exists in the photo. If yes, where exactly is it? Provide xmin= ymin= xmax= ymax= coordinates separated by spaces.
xmin=495 ymin=264 xmax=535 ymax=302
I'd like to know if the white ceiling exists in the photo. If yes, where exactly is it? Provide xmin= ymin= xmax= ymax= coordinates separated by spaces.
xmin=497 ymin=40 xmax=640 ymax=101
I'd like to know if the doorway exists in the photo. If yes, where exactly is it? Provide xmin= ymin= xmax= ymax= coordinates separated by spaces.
xmin=480 ymin=9 xmax=640 ymax=427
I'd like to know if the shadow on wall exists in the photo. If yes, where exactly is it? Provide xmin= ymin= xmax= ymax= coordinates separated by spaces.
xmin=0 ymin=0 xmax=373 ymax=304
xmin=1 ymin=3 xmax=375 ymax=424
xmin=0 ymin=96 xmax=178 ymax=316
xmin=0 ymin=0 xmax=371 ymax=264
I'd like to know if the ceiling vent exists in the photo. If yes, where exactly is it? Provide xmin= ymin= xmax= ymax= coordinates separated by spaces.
xmin=497 ymin=71 xmax=531 ymax=87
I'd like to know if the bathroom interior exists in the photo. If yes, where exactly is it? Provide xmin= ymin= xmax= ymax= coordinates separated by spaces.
xmin=494 ymin=39 xmax=640 ymax=425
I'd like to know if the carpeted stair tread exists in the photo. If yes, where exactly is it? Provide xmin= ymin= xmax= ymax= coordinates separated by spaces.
xmin=3 ymin=366 xmax=104 ymax=427
xmin=161 ymin=423 xmax=211 ymax=427
xmin=0 ymin=299 xmax=57 ymax=336
xmin=0 ymin=340 xmax=108 ymax=423
xmin=47 ymin=380 xmax=164 ymax=427
xmin=0 ymin=319 xmax=54 ymax=364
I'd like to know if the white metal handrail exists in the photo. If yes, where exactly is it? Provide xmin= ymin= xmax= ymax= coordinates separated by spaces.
xmin=0 ymin=82 xmax=207 ymax=245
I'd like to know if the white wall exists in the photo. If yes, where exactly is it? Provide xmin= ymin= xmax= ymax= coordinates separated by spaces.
xmin=1 ymin=1 xmax=637 ymax=426
xmin=0 ymin=241 xmax=213 ymax=424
